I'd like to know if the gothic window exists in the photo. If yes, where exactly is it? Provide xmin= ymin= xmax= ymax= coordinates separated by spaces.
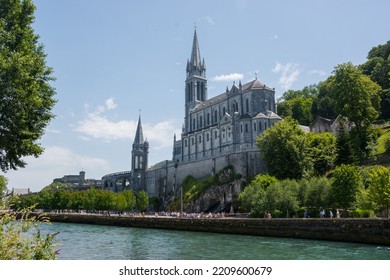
xmin=135 ymin=156 xmax=138 ymax=169
xmin=245 ymin=123 xmax=248 ymax=132
xmin=214 ymin=131 xmax=218 ymax=139
xmin=199 ymin=116 xmax=203 ymax=128
xmin=206 ymin=133 xmax=210 ymax=141
xmin=246 ymin=99 xmax=249 ymax=113
xmin=139 ymin=156 xmax=143 ymax=169
xmin=264 ymin=122 xmax=267 ymax=130
xmin=193 ymin=118 xmax=196 ymax=130
xmin=192 ymin=137 xmax=194 ymax=145
xmin=201 ymin=82 xmax=204 ymax=100
xmin=222 ymin=107 xmax=226 ymax=115
xmin=199 ymin=135 xmax=202 ymax=143
xmin=206 ymin=113 xmax=210 ymax=126
xmin=232 ymin=101 xmax=238 ymax=113
xmin=214 ymin=110 xmax=218 ymax=123
xmin=259 ymin=122 xmax=262 ymax=131
xmin=185 ymin=139 xmax=187 ymax=147
xmin=253 ymin=122 xmax=256 ymax=131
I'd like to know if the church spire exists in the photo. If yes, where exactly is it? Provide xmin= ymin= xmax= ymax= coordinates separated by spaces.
xmin=187 ymin=28 xmax=206 ymax=78
xmin=190 ymin=29 xmax=201 ymax=69
xmin=133 ymin=114 xmax=144 ymax=146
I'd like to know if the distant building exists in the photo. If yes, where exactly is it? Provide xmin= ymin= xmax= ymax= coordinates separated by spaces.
xmin=9 ymin=188 xmax=31 ymax=196
xmin=310 ymin=115 xmax=352 ymax=134
xmin=53 ymin=171 xmax=101 ymax=190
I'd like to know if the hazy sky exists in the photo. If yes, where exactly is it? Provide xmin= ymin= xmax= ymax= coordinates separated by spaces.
xmin=4 ymin=0 xmax=389 ymax=192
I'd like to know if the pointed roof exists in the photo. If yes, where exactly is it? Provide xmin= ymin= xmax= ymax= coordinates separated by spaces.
xmin=190 ymin=29 xmax=202 ymax=68
xmin=133 ymin=115 xmax=144 ymax=145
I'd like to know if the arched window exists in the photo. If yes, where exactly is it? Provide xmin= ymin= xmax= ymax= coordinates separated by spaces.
xmin=207 ymin=113 xmax=210 ymax=126
xmin=199 ymin=116 xmax=203 ymax=128
xmin=214 ymin=110 xmax=218 ymax=123
xmin=232 ymin=101 xmax=238 ymax=113
xmin=246 ymin=99 xmax=249 ymax=113
xmin=222 ymin=107 xmax=226 ymax=115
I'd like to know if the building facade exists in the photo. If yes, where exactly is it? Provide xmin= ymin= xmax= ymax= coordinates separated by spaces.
xmin=102 ymin=30 xmax=281 ymax=202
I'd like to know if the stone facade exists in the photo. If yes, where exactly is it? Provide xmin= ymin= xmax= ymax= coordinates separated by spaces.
xmin=101 ymin=30 xmax=281 ymax=202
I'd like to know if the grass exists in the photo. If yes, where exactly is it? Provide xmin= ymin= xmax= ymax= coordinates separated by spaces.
xmin=374 ymin=123 xmax=390 ymax=155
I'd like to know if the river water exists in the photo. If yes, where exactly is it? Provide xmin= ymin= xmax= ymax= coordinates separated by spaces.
xmin=42 ymin=222 xmax=390 ymax=260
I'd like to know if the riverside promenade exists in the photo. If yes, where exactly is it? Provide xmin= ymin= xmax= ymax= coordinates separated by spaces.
xmin=32 ymin=213 xmax=390 ymax=246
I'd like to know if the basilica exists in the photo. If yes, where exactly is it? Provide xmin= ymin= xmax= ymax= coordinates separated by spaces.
xmin=101 ymin=30 xmax=282 ymax=201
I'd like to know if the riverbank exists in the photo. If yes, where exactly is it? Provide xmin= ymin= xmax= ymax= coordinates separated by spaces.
xmin=31 ymin=213 xmax=390 ymax=246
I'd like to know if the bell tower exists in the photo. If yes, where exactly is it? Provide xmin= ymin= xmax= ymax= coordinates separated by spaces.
xmin=184 ymin=28 xmax=207 ymax=133
xmin=131 ymin=114 xmax=149 ymax=191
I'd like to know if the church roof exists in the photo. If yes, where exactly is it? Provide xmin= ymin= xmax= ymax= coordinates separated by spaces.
xmin=266 ymin=110 xmax=282 ymax=119
xmin=241 ymin=79 xmax=274 ymax=91
xmin=253 ymin=112 xmax=268 ymax=119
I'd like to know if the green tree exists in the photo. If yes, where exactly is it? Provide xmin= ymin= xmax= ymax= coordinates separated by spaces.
xmin=277 ymin=97 xmax=314 ymax=126
xmin=306 ymin=132 xmax=337 ymax=175
xmin=360 ymin=41 xmax=390 ymax=120
xmin=275 ymin=179 xmax=299 ymax=217
xmin=114 ymin=192 xmax=127 ymax=211
xmin=0 ymin=175 xmax=7 ymax=197
xmin=366 ymin=166 xmax=390 ymax=217
xmin=123 ymin=189 xmax=136 ymax=212
xmin=312 ymin=81 xmax=339 ymax=120
xmin=327 ymin=63 xmax=381 ymax=161
xmin=239 ymin=174 xmax=278 ymax=215
xmin=277 ymin=85 xmax=318 ymax=126
xmin=257 ymin=117 xmax=308 ymax=179
xmin=305 ymin=177 xmax=331 ymax=209
xmin=330 ymin=164 xmax=363 ymax=209
xmin=0 ymin=208 xmax=57 ymax=259
xmin=0 ymin=0 xmax=56 ymax=171
xmin=335 ymin=118 xmax=357 ymax=165
xmin=136 ymin=190 xmax=149 ymax=211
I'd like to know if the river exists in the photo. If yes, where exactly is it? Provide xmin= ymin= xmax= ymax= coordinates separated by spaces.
xmin=40 ymin=222 xmax=390 ymax=260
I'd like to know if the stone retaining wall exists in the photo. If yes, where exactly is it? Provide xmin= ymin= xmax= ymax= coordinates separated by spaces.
xmin=34 ymin=213 xmax=390 ymax=246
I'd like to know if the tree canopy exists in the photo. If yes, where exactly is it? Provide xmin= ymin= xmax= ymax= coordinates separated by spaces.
xmin=0 ymin=0 xmax=56 ymax=172
xmin=257 ymin=117 xmax=308 ymax=179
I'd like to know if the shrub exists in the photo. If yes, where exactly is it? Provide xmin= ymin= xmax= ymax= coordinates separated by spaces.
xmin=0 ymin=208 xmax=58 ymax=260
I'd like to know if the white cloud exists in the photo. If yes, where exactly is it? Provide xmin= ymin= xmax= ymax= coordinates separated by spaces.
xmin=204 ymin=16 xmax=215 ymax=25
xmin=4 ymin=146 xmax=110 ymax=192
xmin=272 ymin=62 xmax=300 ymax=90
xmin=211 ymin=73 xmax=244 ymax=82
xmin=309 ymin=69 xmax=327 ymax=77
xmin=105 ymin=97 xmax=117 ymax=110
xmin=74 ymin=100 xmax=180 ymax=150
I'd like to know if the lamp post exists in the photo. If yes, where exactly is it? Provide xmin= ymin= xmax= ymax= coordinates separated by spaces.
xmin=180 ymin=184 xmax=183 ymax=218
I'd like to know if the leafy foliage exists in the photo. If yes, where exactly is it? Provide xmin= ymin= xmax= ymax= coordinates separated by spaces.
xmin=8 ymin=187 xmax=148 ymax=212
xmin=365 ymin=166 xmax=390 ymax=217
xmin=257 ymin=117 xmax=308 ymax=179
xmin=0 ymin=208 xmax=57 ymax=260
xmin=306 ymin=132 xmax=337 ymax=175
xmin=0 ymin=0 xmax=56 ymax=171
xmin=330 ymin=164 xmax=363 ymax=209
xmin=238 ymin=174 xmax=277 ymax=214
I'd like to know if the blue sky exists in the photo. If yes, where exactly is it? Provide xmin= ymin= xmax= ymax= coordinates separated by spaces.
xmin=4 ymin=0 xmax=390 ymax=192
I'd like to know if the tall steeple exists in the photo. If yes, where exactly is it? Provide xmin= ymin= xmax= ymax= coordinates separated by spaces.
xmin=133 ymin=114 xmax=144 ymax=146
xmin=186 ymin=28 xmax=206 ymax=78
xmin=190 ymin=29 xmax=201 ymax=69
xmin=184 ymin=28 xmax=208 ymax=133
xmin=131 ymin=113 xmax=149 ymax=191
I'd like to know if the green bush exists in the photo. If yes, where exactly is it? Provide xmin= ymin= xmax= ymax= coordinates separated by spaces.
xmin=0 ymin=209 xmax=58 ymax=260
xmin=349 ymin=208 xmax=376 ymax=218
